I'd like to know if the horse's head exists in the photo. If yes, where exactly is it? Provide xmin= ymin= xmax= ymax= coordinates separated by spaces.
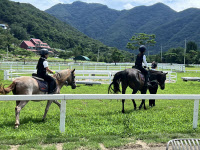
xmin=157 ymin=71 xmax=168 ymax=90
xmin=55 ymin=69 xmax=76 ymax=89
xmin=68 ymin=69 xmax=76 ymax=89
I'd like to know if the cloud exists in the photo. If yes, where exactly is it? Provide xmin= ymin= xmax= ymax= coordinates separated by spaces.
xmin=123 ymin=3 xmax=134 ymax=10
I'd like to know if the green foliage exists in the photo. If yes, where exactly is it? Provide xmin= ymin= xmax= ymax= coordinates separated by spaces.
xmin=58 ymin=51 xmax=72 ymax=61
xmin=0 ymin=0 xmax=108 ymax=54
xmin=12 ymin=47 xmax=34 ymax=64
xmin=47 ymin=2 xmax=200 ymax=53
xmin=186 ymin=41 xmax=198 ymax=53
xmin=0 ymin=28 xmax=19 ymax=51
xmin=111 ymin=48 xmax=124 ymax=65
xmin=126 ymin=33 xmax=156 ymax=51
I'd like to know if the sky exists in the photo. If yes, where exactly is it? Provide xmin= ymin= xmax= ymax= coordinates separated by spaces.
xmin=10 ymin=0 xmax=200 ymax=12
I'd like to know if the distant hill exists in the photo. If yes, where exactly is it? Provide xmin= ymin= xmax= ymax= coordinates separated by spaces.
xmin=0 ymin=0 xmax=108 ymax=53
xmin=46 ymin=1 xmax=200 ymax=54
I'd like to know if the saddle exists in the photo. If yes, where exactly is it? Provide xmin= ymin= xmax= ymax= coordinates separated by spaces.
xmin=32 ymin=73 xmax=48 ymax=92
xmin=32 ymin=73 xmax=57 ymax=93
xmin=138 ymin=71 xmax=145 ymax=82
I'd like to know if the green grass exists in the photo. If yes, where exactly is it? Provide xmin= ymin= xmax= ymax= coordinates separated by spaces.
xmin=0 ymin=71 xmax=200 ymax=149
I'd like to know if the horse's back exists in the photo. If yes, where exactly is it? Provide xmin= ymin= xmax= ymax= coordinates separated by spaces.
xmin=14 ymin=76 xmax=42 ymax=94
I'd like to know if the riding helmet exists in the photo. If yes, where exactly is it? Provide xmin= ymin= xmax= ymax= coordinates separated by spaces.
xmin=40 ymin=49 xmax=49 ymax=56
xmin=139 ymin=45 xmax=146 ymax=53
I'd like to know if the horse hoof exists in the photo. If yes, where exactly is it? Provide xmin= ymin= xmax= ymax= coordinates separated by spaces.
xmin=144 ymin=107 xmax=147 ymax=110
xmin=139 ymin=107 xmax=142 ymax=110
xmin=134 ymin=107 xmax=137 ymax=110
xmin=122 ymin=110 xmax=125 ymax=113
xmin=15 ymin=125 xmax=19 ymax=129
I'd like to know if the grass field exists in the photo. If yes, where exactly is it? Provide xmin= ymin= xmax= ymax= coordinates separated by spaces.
xmin=0 ymin=71 xmax=200 ymax=149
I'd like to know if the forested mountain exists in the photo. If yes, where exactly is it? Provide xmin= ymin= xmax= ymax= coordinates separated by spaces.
xmin=0 ymin=0 xmax=109 ymax=53
xmin=46 ymin=1 xmax=200 ymax=54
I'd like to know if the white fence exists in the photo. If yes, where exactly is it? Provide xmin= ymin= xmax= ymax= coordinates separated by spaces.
xmin=0 ymin=62 xmax=185 ymax=72
xmin=0 ymin=94 xmax=199 ymax=133
xmin=4 ymin=70 xmax=177 ymax=83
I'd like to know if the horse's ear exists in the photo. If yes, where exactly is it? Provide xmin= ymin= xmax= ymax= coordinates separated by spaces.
xmin=71 ymin=69 xmax=75 ymax=73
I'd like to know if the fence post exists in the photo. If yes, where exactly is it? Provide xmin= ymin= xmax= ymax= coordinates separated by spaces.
xmin=60 ymin=99 xmax=66 ymax=133
xmin=193 ymin=99 xmax=199 ymax=129
xmin=4 ymin=70 xmax=8 ymax=80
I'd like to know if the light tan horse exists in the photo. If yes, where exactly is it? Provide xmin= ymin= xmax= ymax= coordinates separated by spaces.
xmin=0 ymin=69 xmax=76 ymax=128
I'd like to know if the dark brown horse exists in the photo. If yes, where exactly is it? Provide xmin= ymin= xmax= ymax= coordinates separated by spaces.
xmin=108 ymin=68 xmax=167 ymax=113
xmin=0 ymin=69 xmax=76 ymax=128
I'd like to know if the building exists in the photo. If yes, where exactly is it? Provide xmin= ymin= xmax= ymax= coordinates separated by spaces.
xmin=0 ymin=24 xmax=7 ymax=29
xmin=20 ymin=38 xmax=52 ymax=53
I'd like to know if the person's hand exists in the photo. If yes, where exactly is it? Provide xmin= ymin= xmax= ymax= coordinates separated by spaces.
xmin=52 ymin=71 xmax=56 ymax=74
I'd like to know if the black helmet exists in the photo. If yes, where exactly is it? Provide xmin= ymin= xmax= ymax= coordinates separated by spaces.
xmin=40 ymin=49 xmax=49 ymax=56
xmin=151 ymin=61 xmax=157 ymax=69
xmin=139 ymin=45 xmax=146 ymax=53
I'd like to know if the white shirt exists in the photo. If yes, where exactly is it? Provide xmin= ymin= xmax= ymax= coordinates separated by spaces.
xmin=143 ymin=55 xmax=148 ymax=67
xmin=43 ymin=60 xmax=48 ymax=68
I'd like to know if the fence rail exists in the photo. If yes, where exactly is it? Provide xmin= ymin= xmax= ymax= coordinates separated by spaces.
xmin=0 ymin=94 xmax=199 ymax=133
xmin=0 ymin=63 xmax=185 ymax=72
xmin=4 ymin=70 xmax=177 ymax=83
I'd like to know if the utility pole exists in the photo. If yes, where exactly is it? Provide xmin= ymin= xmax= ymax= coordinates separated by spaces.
xmin=161 ymin=45 xmax=163 ymax=62
xmin=7 ymin=46 xmax=8 ymax=58
xmin=97 ymin=48 xmax=100 ymax=62
xmin=184 ymin=39 xmax=186 ymax=65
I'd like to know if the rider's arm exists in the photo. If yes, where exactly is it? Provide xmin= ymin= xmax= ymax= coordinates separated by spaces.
xmin=43 ymin=60 xmax=54 ymax=74
xmin=143 ymin=55 xmax=148 ymax=67
xmin=46 ymin=67 xmax=54 ymax=74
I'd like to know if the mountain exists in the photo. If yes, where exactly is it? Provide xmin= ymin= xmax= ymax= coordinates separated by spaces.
xmin=0 ymin=0 xmax=108 ymax=53
xmin=46 ymin=1 xmax=200 ymax=54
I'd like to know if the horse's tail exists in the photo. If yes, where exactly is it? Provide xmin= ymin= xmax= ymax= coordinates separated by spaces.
xmin=112 ymin=71 xmax=124 ymax=93
xmin=0 ymin=81 xmax=16 ymax=95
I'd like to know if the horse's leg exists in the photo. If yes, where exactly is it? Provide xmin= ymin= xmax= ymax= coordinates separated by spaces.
xmin=122 ymin=89 xmax=126 ymax=113
xmin=152 ymin=87 xmax=158 ymax=107
xmin=149 ymin=87 xmax=153 ymax=107
xmin=42 ymin=100 xmax=53 ymax=120
xmin=139 ymin=88 xmax=147 ymax=110
xmin=53 ymin=100 xmax=61 ymax=108
xmin=131 ymin=90 xmax=137 ymax=110
xmin=15 ymin=100 xmax=29 ymax=128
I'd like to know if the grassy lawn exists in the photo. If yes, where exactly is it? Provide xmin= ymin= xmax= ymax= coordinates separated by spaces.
xmin=0 ymin=71 xmax=200 ymax=149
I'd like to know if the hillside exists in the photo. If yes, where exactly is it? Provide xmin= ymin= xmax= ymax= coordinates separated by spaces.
xmin=46 ymin=1 xmax=200 ymax=54
xmin=0 ymin=0 xmax=108 ymax=53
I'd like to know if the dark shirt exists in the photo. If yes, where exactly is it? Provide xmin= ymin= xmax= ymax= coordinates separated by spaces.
xmin=135 ymin=53 xmax=144 ymax=67
xmin=36 ymin=57 xmax=46 ymax=77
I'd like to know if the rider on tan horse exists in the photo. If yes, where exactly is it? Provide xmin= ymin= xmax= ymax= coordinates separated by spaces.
xmin=0 ymin=63 xmax=76 ymax=128
xmin=37 ymin=49 xmax=56 ymax=94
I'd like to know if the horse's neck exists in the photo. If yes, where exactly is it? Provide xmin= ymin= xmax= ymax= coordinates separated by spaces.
xmin=149 ymin=70 xmax=160 ymax=81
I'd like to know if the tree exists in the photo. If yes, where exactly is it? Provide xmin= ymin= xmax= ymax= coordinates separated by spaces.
xmin=186 ymin=41 xmax=197 ymax=53
xmin=111 ymin=48 xmax=123 ymax=65
xmin=126 ymin=33 xmax=156 ymax=51
xmin=12 ymin=48 xmax=34 ymax=64
xmin=164 ymin=53 xmax=177 ymax=64
xmin=59 ymin=51 xmax=72 ymax=63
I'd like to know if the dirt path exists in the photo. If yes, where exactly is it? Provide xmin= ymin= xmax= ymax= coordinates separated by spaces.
xmin=8 ymin=140 xmax=167 ymax=150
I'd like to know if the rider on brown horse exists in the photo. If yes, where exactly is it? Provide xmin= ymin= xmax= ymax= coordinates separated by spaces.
xmin=135 ymin=45 xmax=151 ymax=87
xmin=36 ymin=49 xmax=56 ymax=94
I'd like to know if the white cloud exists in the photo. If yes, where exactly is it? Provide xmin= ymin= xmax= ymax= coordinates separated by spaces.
xmin=123 ymin=3 xmax=134 ymax=10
